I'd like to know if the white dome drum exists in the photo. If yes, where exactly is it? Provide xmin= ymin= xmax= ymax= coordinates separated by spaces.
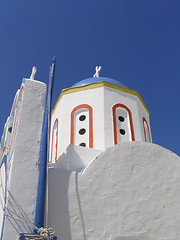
xmin=50 ymin=77 xmax=152 ymax=163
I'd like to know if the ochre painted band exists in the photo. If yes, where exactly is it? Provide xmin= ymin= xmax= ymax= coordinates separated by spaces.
xmin=52 ymin=81 xmax=149 ymax=115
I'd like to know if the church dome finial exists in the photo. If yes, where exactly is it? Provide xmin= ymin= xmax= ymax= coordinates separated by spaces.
xmin=93 ymin=66 xmax=102 ymax=78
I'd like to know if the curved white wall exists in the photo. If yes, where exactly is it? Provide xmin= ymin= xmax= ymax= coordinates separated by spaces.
xmin=48 ymin=142 xmax=180 ymax=240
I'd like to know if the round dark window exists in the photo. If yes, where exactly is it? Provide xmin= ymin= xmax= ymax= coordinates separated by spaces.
xmin=79 ymin=128 xmax=86 ymax=135
xmin=79 ymin=115 xmax=86 ymax=121
xmin=118 ymin=116 xmax=125 ymax=122
xmin=79 ymin=142 xmax=86 ymax=147
xmin=119 ymin=129 xmax=126 ymax=135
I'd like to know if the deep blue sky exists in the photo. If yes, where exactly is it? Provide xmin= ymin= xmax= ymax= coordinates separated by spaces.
xmin=0 ymin=0 xmax=180 ymax=155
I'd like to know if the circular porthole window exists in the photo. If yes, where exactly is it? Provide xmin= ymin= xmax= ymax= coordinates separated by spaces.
xmin=118 ymin=116 xmax=125 ymax=122
xmin=79 ymin=142 xmax=86 ymax=147
xmin=79 ymin=128 xmax=86 ymax=135
xmin=79 ymin=115 xmax=86 ymax=121
xmin=119 ymin=129 xmax=126 ymax=135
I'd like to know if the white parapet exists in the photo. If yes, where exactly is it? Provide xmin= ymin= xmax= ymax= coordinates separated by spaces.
xmin=48 ymin=142 xmax=180 ymax=240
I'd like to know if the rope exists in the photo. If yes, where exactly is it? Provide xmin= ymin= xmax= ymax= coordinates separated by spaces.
xmin=5 ymin=205 xmax=32 ymax=232
xmin=3 ymin=190 xmax=39 ymax=235
xmin=0 ymin=163 xmax=57 ymax=239
xmin=8 ymin=190 xmax=37 ymax=231
xmin=16 ymin=228 xmax=56 ymax=240
xmin=4 ymin=196 xmax=25 ymax=233
xmin=5 ymin=213 xmax=26 ymax=231
xmin=37 ymin=227 xmax=55 ymax=239
xmin=0 ymin=162 xmax=25 ymax=233
xmin=5 ymin=214 xmax=20 ymax=234
xmin=6 ymin=198 xmax=31 ymax=233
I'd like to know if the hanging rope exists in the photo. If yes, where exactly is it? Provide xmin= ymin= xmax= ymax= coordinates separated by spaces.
xmin=1 ymin=189 xmax=38 ymax=235
xmin=2 ymin=189 xmax=56 ymax=239
xmin=6 ymin=197 xmax=31 ymax=232
xmin=8 ymin=190 xmax=37 ymax=231
xmin=16 ymin=228 xmax=56 ymax=240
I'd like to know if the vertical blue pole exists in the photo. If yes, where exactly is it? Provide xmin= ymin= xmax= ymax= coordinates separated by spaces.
xmin=34 ymin=58 xmax=56 ymax=229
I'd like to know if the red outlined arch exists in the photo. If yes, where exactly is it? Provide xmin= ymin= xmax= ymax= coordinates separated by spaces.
xmin=50 ymin=118 xmax=59 ymax=163
xmin=142 ymin=117 xmax=151 ymax=142
xmin=71 ymin=104 xmax=93 ymax=148
xmin=112 ymin=103 xmax=135 ymax=144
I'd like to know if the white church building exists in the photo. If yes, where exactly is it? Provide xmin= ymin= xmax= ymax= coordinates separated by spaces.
xmin=0 ymin=66 xmax=180 ymax=240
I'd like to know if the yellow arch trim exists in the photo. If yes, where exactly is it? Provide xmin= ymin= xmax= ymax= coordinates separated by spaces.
xmin=52 ymin=81 xmax=149 ymax=115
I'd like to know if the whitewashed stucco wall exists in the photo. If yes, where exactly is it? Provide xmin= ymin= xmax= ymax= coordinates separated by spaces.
xmin=2 ymin=79 xmax=46 ymax=239
xmin=48 ymin=142 xmax=180 ymax=240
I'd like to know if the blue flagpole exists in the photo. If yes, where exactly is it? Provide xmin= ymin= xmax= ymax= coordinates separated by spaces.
xmin=34 ymin=57 xmax=56 ymax=229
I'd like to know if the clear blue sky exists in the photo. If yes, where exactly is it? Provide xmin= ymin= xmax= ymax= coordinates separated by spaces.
xmin=0 ymin=0 xmax=180 ymax=155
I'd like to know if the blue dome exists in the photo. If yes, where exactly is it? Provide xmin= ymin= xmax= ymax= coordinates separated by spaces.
xmin=72 ymin=77 xmax=127 ymax=88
